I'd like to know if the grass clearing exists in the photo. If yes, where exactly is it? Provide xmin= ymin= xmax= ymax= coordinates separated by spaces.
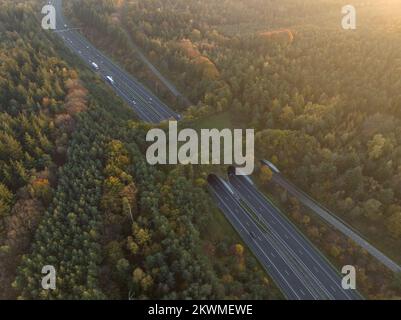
xmin=186 ymin=110 xmax=237 ymax=131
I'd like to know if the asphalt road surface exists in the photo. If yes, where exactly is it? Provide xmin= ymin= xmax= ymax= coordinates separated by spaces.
xmin=261 ymin=160 xmax=401 ymax=273
xmin=45 ymin=0 xmax=369 ymax=300
xmin=227 ymin=167 xmax=362 ymax=300
xmin=208 ymin=174 xmax=317 ymax=300
xmin=50 ymin=0 xmax=180 ymax=123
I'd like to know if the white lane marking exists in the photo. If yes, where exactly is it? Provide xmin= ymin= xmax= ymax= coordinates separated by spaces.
xmin=210 ymin=184 xmax=303 ymax=300
xmin=232 ymin=177 xmax=348 ymax=299
xmin=65 ymin=31 xmax=164 ymax=121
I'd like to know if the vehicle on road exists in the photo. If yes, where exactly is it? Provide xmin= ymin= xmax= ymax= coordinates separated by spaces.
xmin=106 ymin=76 xmax=115 ymax=85
xmin=53 ymin=0 xmax=180 ymax=123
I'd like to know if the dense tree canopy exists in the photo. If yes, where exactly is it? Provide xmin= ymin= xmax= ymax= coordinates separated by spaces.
xmin=1 ymin=0 xmax=279 ymax=300
xmin=2 ymin=0 xmax=401 ymax=300
xmin=67 ymin=0 xmax=401 ymax=298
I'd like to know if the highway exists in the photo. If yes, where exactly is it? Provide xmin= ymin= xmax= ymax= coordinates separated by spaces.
xmin=46 ymin=0 xmax=369 ymax=300
xmin=227 ymin=167 xmax=362 ymax=300
xmin=261 ymin=160 xmax=401 ymax=273
xmin=208 ymin=174 xmax=317 ymax=300
xmin=50 ymin=0 xmax=180 ymax=123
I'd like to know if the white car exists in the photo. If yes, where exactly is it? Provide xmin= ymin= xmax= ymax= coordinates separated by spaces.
xmin=106 ymin=76 xmax=115 ymax=85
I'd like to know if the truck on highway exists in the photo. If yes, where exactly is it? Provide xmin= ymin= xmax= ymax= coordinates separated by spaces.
xmin=91 ymin=62 xmax=99 ymax=71
xmin=106 ymin=76 xmax=115 ymax=85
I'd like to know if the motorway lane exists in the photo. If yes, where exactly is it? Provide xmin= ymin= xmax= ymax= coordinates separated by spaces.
xmin=66 ymin=30 xmax=174 ymax=121
xmin=228 ymin=178 xmax=333 ymax=299
xmin=57 ymin=31 xmax=153 ymax=122
xmin=51 ymin=0 xmax=180 ymax=123
xmin=262 ymin=161 xmax=401 ymax=274
xmin=46 ymin=0 xmax=367 ymax=300
xmin=228 ymin=169 xmax=363 ymax=300
xmin=52 ymin=0 xmax=158 ymax=122
xmin=58 ymin=0 xmax=178 ymax=122
xmin=59 ymin=30 xmax=159 ymax=122
xmin=49 ymin=2 xmax=316 ymax=299
xmin=52 ymin=0 xmax=156 ymax=122
xmin=208 ymin=175 xmax=319 ymax=300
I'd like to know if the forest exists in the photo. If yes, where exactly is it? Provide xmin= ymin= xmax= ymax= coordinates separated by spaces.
xmin=0 ymin=0 xmax=278 ymax=299
xmin=63 ymin=0 xmax=401 ymax=299
xmin=1 ymin=0 xmax=401 ymax=300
